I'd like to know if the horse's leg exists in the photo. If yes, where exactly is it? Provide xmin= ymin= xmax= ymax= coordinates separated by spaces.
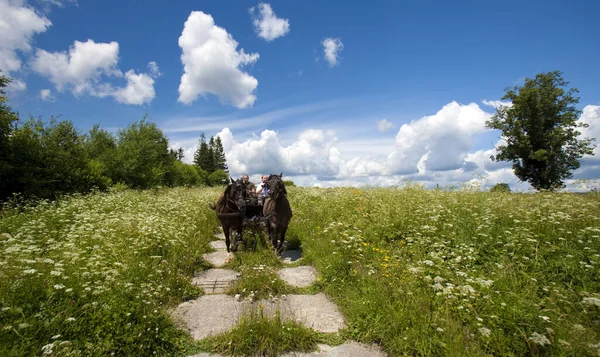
xmin=232 ymin=221 xmax=243 ymax=252
xmin=223 ymin=224 xmax=231 ymax=253
xmin=269 ymin=219 xmax=277 ymax=249
xmin=278 ymin=225 xmax=289 ymax=253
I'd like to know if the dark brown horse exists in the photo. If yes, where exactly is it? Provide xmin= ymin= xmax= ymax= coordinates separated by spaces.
xmin=262 ymin=173 xmax=293 ymax=254
xmin=210 ymin=177 xmax=247 ymax=253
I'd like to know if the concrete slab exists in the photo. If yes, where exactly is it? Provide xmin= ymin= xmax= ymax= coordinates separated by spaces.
xmin=202 ymin=251 xmax=233 ymax=268
xmin=193 ymin=269 xmax=240 ymax=294
xmin=172 ymin=295 xmax=242 ymax=340
xmin=281 ymin=250 xmax=302 ymax=264
xmin=287 ymin=293 xmax=346 ymax=333
xmin=209 ymin=240 xmax=227 ymax=251
xmin=174 ymin=293 xmax=345 ymax=341
xmin=214 ymin=231 xmax=225 ymax=240
xmin=282 ymin=341 xmax=387 ymax=357
xmin=278 ymin=266 xmax=318 ymax=288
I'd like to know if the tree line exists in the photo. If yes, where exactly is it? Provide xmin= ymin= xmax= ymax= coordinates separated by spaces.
xmin=0 ymin=72 xmax=230 ymax=203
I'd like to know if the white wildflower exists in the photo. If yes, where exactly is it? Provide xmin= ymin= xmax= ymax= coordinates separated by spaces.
xmin=53 ymin=284 xmax=65 ymax=290
xmin=583 ymin=297 xmax=600 ymax=307
xmin=558 ymin=339 xmax=570 ymax=347
xmin=528 ymin=332 xmax=551 ymax=346
xmin=433 ymin=276 xmax=445 ymax=284
xmin=479 ymin=327 xmax=491 ymax=337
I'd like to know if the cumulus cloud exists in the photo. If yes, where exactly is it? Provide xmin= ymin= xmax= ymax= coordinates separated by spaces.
xmin=322 ymin=37 xmax=343 ymax=67
xmin=577 ymin=105 xmax=600 ymax=160
xmin=178 ymin=11 xmax=259 ymax=108
xmin=388 ymin=101 xmax=491 ymax=174
xmin=0 ymin=0 xmax=51 ymax=73
xmin=111 ymin=69 xmax=156 ymax=105
xmin=376 ymin=119 xmax=394 ymax=132
xmin=39 ymin=88 xmax=54 ymax=101
xmin=250 ymin=3 xmax=290 ymax=41
xmin=171 ymin=101 xmax=598 ymax=191
xmin=30 ymin=39 xmax=158 ymax=105
xmin=31 ymin=39 xmax=121 ymax=94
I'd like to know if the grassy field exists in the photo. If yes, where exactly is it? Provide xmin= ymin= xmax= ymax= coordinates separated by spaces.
xmin=1 ymin=186 xmax=599 ymax=356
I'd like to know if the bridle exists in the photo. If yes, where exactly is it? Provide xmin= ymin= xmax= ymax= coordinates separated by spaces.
xmin=225 ymin=180 xmax=246 ymax=215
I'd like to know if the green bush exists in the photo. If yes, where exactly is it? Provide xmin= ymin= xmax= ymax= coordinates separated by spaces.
xmin=490 ymin=182 xmax=511 ymax=192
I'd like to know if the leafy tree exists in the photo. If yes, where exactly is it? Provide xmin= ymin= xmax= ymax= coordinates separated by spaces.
xmin=207 ymin=169 xmax=228 ymax=186
xmin=282 ymin=180 xmax=296 ymax=187
xmin=0 ymin=72 xmax=19 ymax=201
xmin=84 ymin=124 xmax=117 ymax=189
xmin=489 ymin=183 xmax=511 ymax=193
xmin=486 ymin=71 xmax=596 ymax=191
xmin=114 ymin=116 xmax=174 ymax=189
xmin=170 ymin=160 xmax=201 ymax=186
xmin=213 ymin=136 xmax=228 ymax=173
xmin=194 ymin=166 xmax=209 ymax=186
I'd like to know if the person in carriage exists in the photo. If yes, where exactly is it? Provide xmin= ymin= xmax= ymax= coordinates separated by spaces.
xmin=256 ymin=174 xmax=270 ymax=205
xmin=241 ymin=174 xmax=257 ymax=198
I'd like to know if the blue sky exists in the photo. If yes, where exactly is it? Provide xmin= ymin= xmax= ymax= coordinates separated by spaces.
xmin=3 ymin=0 xmax=600 ymax=190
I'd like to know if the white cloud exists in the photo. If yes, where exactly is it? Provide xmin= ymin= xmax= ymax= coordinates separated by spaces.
xmin=39 ymin=88 xmax=53 ymax=101
xmin=388 ymin=101 xmax=491 ymax=174
xmin=6 ymin=78 xmax=26 ymax=92
xmin=577 ymin=105 xmax=600 ymax=159
xmin=31 ymin=39 xmax=158 ymax=105
xmin=250 ymin=3 xmax=290 ymax=41
xmin=148 ymin=61 xmax=161 ymax=78
xmin=111 ymin=69 xmax=156 ymax=105
xmin=376 ymin=119 xmax=394 ymax=132
xmin=31 ymin=39 xmax=121 ymax=94
xmin=482 ymin=99 xmax=513 ymax=109
xmin=0 ymin=0 xmax=51 ymax=73
xmin=169 ymin=101 xmax=599 ymax=192
xmin=178 ymin=11 xmax=259 ymax=109
xmin=37 ymin=0 xmax=77 ymax=8
xmin=322 ymin=37 xmax=343 ymax=67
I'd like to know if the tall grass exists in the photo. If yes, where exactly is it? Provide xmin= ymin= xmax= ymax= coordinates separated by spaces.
xmin=2 ymin=186 xmax=599 ymax=356
xmin=287 ymin=186 xmax=600 ymax=356
xmin=0 ymin=187 xmax=221 ymax=356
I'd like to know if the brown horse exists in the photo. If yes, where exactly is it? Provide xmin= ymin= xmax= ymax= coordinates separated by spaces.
xmin=263 ymin=173 xmax=293 ymax=254
xmin=210 ymin=177 xmax=247 ymax=253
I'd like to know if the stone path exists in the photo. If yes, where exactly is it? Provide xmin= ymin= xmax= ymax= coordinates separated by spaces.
xmin=173 ymin=229 xmax=386 ymax=356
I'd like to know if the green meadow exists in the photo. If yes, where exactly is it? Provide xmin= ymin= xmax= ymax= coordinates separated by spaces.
xmin=1 ymin=186 xmax=599 ymax=356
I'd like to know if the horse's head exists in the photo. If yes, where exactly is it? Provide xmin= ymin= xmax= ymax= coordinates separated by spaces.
xmin=227 ymin=177 xmax=247 ymax=214
xmin=266 ymin=173 xmax=287 ymax=200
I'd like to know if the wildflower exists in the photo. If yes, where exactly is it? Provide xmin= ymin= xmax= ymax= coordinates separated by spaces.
xmin=528 ymin=332 xmax=551 ymax=346
xmin=558 ymin=339 xmax=570 ymax=347
xmin=436 ymin=327 xmax=444 ymax=332
xmin=53 ymin=284 xmax=65 ymax=290
xmin=539 ymin=316 xmax=550 ymax=322
xmin=479 ymin=327 xmax=491 ymax=337
xmin=583 ymin=297 xmax=600 ymax=307
xmin=422 ymin=260 xmax=435 ymax=266
xmin=433 ymin=276 xmax=445 ymax=284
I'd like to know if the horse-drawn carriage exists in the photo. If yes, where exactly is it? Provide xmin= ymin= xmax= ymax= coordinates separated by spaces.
xmin=211 ymin=173 xmax=292 ymax=255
